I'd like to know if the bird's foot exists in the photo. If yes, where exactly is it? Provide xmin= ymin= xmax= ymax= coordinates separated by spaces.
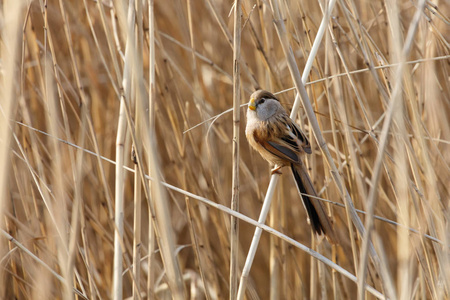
xmin=271 ymin=165 xmax=283 ymax=175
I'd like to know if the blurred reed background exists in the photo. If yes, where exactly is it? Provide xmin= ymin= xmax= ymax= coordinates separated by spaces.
xmin=0 ymin=0 xmax=449 ymax=299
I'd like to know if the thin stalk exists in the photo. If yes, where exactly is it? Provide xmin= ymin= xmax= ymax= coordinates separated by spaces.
xmin=132 ymin=95 xmax=143 ymax=298
xmin=113 ymin=2 xmax=135 ymax=299
xmin=146 ymin=132 xmax=186 ymax=299
xmin=138 ymin=4 xmax=185 ymax=298
xmin=44 ymin=57 xmax=72 ymax=300
xmin=113 ymin=84 xmax=127 ymax=300
xmin=132 ymin=1 xmax=145 ymax=298
xmin=1 ymin=230 xmax=88 ymax=299
xmin=147 ymin=0 xmax=156 ymax=297
xmin=230 ymin=0 xmax=242 ymax=299
xmin=237 ymin=176 xmax=280 ymax=300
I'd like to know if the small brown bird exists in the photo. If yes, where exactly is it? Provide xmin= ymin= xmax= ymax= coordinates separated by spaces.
xmin=246 ymin=90 xmax=337 ymax=244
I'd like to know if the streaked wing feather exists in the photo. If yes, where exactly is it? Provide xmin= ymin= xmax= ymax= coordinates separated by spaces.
xmin=281 ymin=134 xmax=300 ymax=151
xmin=258 ymin=140 xmax=299 ymax=163
xmin=290 ymin=121 xmax=312 ymax=154
xmin=267 ymin=140 xmax=298 ymax=162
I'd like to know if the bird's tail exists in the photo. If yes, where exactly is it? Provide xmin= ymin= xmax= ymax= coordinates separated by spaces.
xmin=291 ymin=162 xmax=337 ymax=244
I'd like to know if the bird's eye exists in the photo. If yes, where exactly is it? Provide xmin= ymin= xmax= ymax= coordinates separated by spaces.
xmin=259 ymin=99 xmax=265 ymax=104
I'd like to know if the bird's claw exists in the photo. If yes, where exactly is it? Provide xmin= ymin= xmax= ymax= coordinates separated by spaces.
xmin=271 ymin=166 xmax=283 ymax=175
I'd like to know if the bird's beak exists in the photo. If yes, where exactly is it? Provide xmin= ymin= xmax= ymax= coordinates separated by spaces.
xmin=248 ymin=98 xmax=256 ymax=111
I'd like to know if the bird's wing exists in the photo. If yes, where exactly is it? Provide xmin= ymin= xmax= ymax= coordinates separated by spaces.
xmin=288 ymin=118 xmax=312 ymax=154
xmin=256 ymin=115 xmax=311 ymax=162
xmin=261 ymin=139 xmax=299 ymax=163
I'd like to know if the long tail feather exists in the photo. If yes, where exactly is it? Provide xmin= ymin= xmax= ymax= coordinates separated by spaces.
xmin=291 ymin=162 xmax=337 ymax=244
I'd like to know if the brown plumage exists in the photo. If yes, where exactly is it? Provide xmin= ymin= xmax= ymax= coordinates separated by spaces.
xmin=246 ymin=90 xmax=337 ymax=244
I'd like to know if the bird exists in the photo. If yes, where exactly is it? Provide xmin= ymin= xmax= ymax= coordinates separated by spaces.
xmin=245 ymin=89 xmax=337 ymax=244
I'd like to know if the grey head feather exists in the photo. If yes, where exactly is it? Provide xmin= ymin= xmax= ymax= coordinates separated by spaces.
xmin=256 ymin=99 xmax=283 ymax=120
xmin=250 ymin=90 xmax=279 ymax=102
xmin=250 ymin=90 xmax=284 ymax=121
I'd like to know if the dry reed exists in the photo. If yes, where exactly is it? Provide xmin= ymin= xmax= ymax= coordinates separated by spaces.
xmin=1 ymin=0 xmax=449 ymax=299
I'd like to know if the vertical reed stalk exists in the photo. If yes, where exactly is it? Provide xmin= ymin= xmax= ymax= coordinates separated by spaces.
xmin=147 ymin=0 xmax=156 ymax=297
xmin=0 ymin=3 xmax=24 ymax=298
xmin=230 ymin=1 xmax=242 ymax=299
xmin=113 ymin=2 xmax=136 ymax=299
xmin=132 ymin=1 xmax=145 ymax=298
